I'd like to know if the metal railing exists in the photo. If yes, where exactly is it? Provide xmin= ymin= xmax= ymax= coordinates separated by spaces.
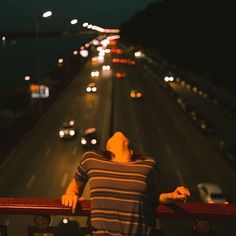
xmin=0 ymin=198 xmax=236 ymax=235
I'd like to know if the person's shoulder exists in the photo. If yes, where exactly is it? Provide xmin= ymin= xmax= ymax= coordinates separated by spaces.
xmin=138 ymin=155 xmax=157 ymax=166
xmin=81 ymin=150 xmax=107 ymax=162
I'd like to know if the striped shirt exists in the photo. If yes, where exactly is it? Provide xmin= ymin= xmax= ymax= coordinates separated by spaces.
xmin=75 ymin=151 xmax=159 ymax=236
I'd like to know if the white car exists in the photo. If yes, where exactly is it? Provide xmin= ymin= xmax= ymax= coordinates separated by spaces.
xmin=86 ymin=82 xmax=97 ymax=93
xmin=91 ymin=70 xmax=100 ymax=77
xmin=197 ymin=183 xmax=229 ymax=204
xmin=80 ymin=127 xmax=98 ymax=150
xmin=59 ymin=119 xmax=76 ymax=139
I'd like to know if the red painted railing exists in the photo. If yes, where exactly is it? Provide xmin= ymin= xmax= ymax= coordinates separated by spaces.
xmin=0 ymin=198 xmax=236 ymax=235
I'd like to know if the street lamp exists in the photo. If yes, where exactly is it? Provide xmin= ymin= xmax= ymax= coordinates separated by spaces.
xmin=66 ymin=18 xmax=79 ymax=79
xmin=35 ymin=10 xmax=52 ymax=114
xmin=35 ymin=10 xmax=53 ymax=82
xmin=42 ymin=11 xmax=52 ymax=18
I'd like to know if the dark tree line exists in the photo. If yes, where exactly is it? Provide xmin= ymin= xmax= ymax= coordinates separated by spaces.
xmin=120 ymin=0 xmax=235 ymax=93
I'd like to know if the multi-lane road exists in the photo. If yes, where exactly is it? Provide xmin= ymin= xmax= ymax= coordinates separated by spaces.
xmin=0 ymin=42 xmax=235 ymax=235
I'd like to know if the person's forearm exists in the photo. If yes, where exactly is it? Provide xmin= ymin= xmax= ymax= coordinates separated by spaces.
xmin=159 ymin=192 xmax=174 ymax=204
xmin=159 ymin=186 xmax=190 ymax=203
xmin=65 ymin=178 xmax=80 ymax=195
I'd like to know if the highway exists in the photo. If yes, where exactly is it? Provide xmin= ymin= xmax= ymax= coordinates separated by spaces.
xmin=0 ymin=41 xmax=235 ymax=235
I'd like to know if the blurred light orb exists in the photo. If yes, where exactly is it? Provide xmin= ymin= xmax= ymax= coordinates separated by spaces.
xmin=24 ymin=75 xmax=31 ymax=81
xmin=80 ymin=49 xmax=89 ymax=58
xmin=92 ymin=39 xmax=99 ymax=45
xmin=58 ymin=58 xmax=64 ymax=64
xmin=62 ymin=218 xmax=68 ymax=224
xmin=82 ymin=22 xmax=88 ymax=27
xmin=73 ymin=50 xmax=78 ymax=55
xmin=42 ymin=11 xmax=52 ymax=18
xmin=70 ymin=19 xmax=78 ymax=25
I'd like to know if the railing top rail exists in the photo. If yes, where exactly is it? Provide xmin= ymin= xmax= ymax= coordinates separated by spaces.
xmin=0 ymin=198 xmax=236 ymax=220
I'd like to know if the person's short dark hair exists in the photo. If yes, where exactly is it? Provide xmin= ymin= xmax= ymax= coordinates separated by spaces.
xmin=96 ymin=148 xmax=146 ymax=161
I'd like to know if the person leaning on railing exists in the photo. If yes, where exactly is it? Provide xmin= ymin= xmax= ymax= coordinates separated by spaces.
xmin=62 ymin=131 xmax=190 ymax=236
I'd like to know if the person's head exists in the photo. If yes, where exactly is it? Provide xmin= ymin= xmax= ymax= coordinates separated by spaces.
xmin=106 ymin=131 xmax=129 ymax=154
xmin=100 ymin=131 xmax=144 ymax=161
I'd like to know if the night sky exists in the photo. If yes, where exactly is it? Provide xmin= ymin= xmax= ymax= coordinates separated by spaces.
xmin=0 ymin=0 xmax=157 ymax=30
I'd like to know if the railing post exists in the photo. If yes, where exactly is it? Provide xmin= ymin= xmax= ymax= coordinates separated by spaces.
xmin=0 ymin=225 xmax=8 ymax=236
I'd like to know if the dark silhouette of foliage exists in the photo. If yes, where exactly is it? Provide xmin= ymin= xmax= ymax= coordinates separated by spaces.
xmin=120 ymin=0 xmax=235 ymax=92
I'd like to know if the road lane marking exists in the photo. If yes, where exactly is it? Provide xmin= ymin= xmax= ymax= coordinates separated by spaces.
xmin=72 ymin=147 xmax=78 ymax=155
xmin=61 ymin=173 xmax=68 ymax=187
xmin=165 ymin=145 xmax=172 ymax=156
xmin=45 ymin=147 xmax=51 ymax=157
xmin=26 ymin=174 xmax=36 ymax=189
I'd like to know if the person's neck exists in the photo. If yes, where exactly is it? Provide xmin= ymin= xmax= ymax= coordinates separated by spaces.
xmin=112 ymin=150 xmax=131 ymax=163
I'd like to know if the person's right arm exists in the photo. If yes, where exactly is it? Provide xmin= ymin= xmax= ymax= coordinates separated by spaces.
xmin=61 ymin=178 xmax=86 ymax=213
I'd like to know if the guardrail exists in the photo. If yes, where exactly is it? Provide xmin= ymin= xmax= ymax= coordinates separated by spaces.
xmin=1 ymin=198 xmax=236 ymax=235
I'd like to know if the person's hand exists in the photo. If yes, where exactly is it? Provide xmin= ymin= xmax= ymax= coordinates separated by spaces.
xmin=171 ymin=186 xmax=190 ymax=202
xmin=159 ymin=186 xmax=191 ymax=204
xmin=61 ymin=194 xmax=85 ymax=214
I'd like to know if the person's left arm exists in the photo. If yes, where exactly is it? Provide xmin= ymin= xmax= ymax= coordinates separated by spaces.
xmin=159 ymin=186 xmax=190 ymax=204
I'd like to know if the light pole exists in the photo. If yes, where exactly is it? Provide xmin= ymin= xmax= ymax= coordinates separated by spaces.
xmin=35 ymin=10 xmax=52 ymax=82
xmin=66 ymin=18 xmax=79 ymax=79
xmin=35 ymin=10 xmax=52 ymax=114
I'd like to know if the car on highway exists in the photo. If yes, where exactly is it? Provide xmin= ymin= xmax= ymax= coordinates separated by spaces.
xmin=115 ymin=72 xmax=125 ymax=79
xmin=90 ymin=70 xmax=100 ymax=77
xmin=80 ymin=127 xmax=99 ymax=149
xmin=130 ymin=89 xmax=143 ymax=99
xmin=86 ymin=82 xmax=97 ymax=93
xmin=59 ymin=119 xmax=77 ymax=140
xmin=197 ymin=182 xmax=229 ymax=204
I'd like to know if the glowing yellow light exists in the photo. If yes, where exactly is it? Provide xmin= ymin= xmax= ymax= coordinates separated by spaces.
xmin=137 ymin=92 xmax=142 ymax=97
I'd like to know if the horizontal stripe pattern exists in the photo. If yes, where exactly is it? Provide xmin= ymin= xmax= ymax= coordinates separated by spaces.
xmin=75 ymin=151 xmax=159 ymax=235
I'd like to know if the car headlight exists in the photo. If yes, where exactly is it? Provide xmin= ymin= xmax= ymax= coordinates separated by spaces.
xmin=69 ymin=120 xmax=75 ymax=126
xmin=59 ymin=131 xmax=64 ymax=137
xmin=81 ymin=138 xmax=87 ymax=145
xmin=91 ymin=139 xmax=97 ymax=145
xmin=86 ymin=87 xmax=91 ymax=92
xmin=92 ymin=87 xmax=97 ymax=92
xmin=69 ymin=130 xmax=75 ymax=136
